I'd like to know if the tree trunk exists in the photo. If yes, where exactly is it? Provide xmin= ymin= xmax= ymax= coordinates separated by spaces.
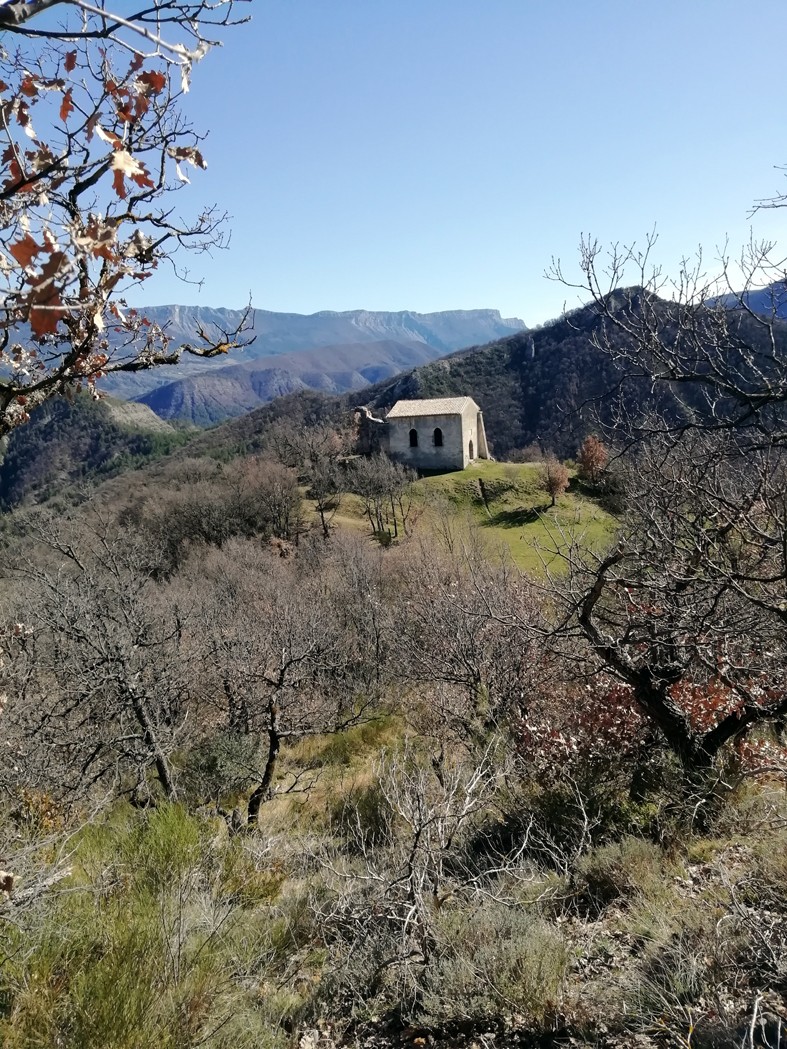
xmin=317 ymin=501 xmax=330 ymax=538
xmin=478 ymin=479 xmax=493 ymax=519
xmin=247 ymin=701 xmax=281 ymax=827
xmin=127 ymin=685 xmax=177 ymax=801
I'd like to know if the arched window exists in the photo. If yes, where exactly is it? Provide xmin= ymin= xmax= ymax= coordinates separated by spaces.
xmin=469 ymin=439 xmax=474 ymax=460
xmin=409 ymin=428 xmax=418 ymax=448
xmin=433 ymin=427 xmax=443 ymax=447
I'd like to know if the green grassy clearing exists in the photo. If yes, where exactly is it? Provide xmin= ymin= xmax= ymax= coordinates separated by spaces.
xmin=413 ymin=460 xmax=617 ymax=571
xmin=302 ymin=460 xmax=616 ymax=570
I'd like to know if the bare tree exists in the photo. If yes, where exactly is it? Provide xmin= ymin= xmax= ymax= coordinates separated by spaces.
xmin=1 ymin=513 xmax=195 ymax=803
xmin=222 ymin=457 xmax=303 ymax=543
xmin=391 ymin=533 xmax=547 ymax=750
xmin=0 ymin=0 xmax=252 ymax=434
xmin=540 ymin=456 xmax=569 ymax=507
xmin=266 ymin=420 xmax=353 ymax=538
xmin=185 ymin=541 xmax=378 ymax=825
xmin=546 ymin=430 xmax=787 ymax=800
xmin=313 ymin=531 xmax=396 ymax=704
xmin=349 ymin=453 xmax=418 ymax=541
xmin=542 ymin=223 xmax=787 ymax=801
xmin=548 ymin=233 xmax=787 ymax=442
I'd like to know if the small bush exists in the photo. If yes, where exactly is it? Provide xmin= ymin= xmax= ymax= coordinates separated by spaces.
xmin=180 ymin=730 xmax=260 ymax=806
xmin=330 ymin=780 xmax=395 ymax=851
xmin=311 ymin=717 xmax=396 ymax=768
xmin=312 ymin=897 xmax=567 ymax=1031
xmin=419 ymin=904 xmax=567 ymax=1028
xmin=627 ymin=916 xmax=732 ymax=1035
xmin=119 ymin=803 xmax=205 ymax=893
xmin=504 ymin=775 xmax=659 ymax=869
xmin=0 ymin=805 xmax=232 ymax=1049
xmin=576 ymin=836 xmax=672 ymax=914
xmin=219 ymin=837 xmax=287 ymax=906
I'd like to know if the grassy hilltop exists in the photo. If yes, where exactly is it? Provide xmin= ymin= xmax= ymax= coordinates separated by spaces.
xmin=415 ymin=460 xmax=616 ymax=571
xmin=327 ymin=459 xmax=616 ymax=572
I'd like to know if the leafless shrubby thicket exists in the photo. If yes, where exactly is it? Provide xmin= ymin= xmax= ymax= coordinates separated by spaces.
xmin=0 ymin=460 xmax=786 ymax=1045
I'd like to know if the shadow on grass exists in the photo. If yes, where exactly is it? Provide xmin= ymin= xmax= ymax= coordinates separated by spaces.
xmin=487 ymin=503 xmax=552 ymax=528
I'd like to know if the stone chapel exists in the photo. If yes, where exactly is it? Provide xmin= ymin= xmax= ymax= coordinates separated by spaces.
xmin=357 ymin=397 xmax=489 ymax=471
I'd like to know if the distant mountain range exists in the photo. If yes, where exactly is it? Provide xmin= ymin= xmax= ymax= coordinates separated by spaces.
xmin=102 ymin=306 xmax=527 ymax=423
xmin=6 ymin=290 xmax=787 ymax=508
xmin=713 ymin=280 xmax=787 ymax=319
xmin=138 ymin=339 xmax=454 ymax=426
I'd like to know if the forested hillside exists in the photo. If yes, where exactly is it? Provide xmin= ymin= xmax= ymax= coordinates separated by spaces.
xmin=359 ymin=293 xmax=787 ymax=457
xmin=0 ymin=396 xmax=190 ymax=510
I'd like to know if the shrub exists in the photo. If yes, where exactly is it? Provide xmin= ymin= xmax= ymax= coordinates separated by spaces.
xmin=744 ymin=828 xmax=787 ymax=909
xmin=330 ymin=780 xmax=395 ymax=852
xmin=0 ymin=806 xmax=232 ymax=1049
xmin=626 ymin=912 xmax=734 ymax=1038
xmin=539 ymin=456 xmax=569 ymax=506
xmin=575 ymin=836 xmax=673 ymax=914
xmin=419 ymin=904 xmax=567 ymax=1028
xmin=312 ymin=896 xmax=567 ymax=1032
xmin=180 ymin=730 xmax=260 ymax=806
xmin=577 ymin=435 xmax=608 ymax=484
xmin=219 ymin=837 xmax=287 ymax=907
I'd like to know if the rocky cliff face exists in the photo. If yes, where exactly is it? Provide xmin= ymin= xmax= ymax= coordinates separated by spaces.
xmin=339 ymin=308 xmax=526 ymax=350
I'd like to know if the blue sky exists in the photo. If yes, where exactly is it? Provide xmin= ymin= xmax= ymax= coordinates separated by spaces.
xmin=136 ymin=0 xmax=787 ymax=327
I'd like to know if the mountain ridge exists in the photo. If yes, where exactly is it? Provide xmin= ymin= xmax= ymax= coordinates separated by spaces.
xmin=137 ymin=338 xmax=451 ymax=425
xmin=100 ymin=305 xmax=526 ymax=420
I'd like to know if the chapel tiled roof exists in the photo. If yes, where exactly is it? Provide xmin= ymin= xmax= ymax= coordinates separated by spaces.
xmin=386 ymin=397 xmax=478 ymax=418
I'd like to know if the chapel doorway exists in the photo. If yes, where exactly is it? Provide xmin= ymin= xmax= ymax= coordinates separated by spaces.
xmin=468 ymin=439 xmax=474 ymax=460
